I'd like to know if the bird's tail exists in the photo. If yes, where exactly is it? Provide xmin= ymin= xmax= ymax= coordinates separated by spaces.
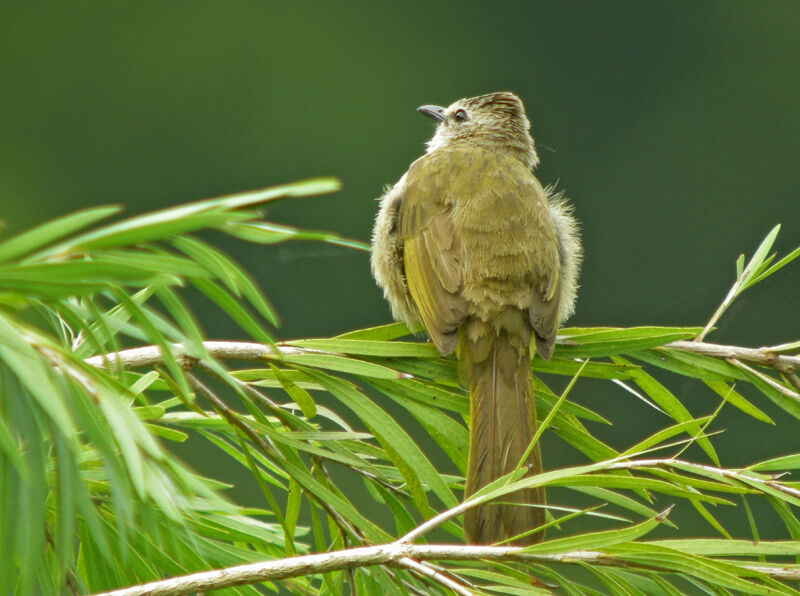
xmin=461 ymin=315 xmax=545 ymax=545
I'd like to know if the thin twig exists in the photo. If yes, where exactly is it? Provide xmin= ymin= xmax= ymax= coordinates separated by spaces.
xmin=696 ymin=283 xmax=740 ymax=342
xmin=396 ymin=495 xmax=479 ymax=545
xmin=787 ymin=372 xmax=800 ymax=393
xmin=663 ymin=340 xmax=800 ymax=373
xmin=396 ymin=557 xmax=473 ymax=596
xmin=726 ymin=358 xmax=800 ymax=400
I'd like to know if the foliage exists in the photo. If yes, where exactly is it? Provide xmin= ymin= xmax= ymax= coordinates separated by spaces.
xmin=1 ymin=180 xmax=799 ymax=595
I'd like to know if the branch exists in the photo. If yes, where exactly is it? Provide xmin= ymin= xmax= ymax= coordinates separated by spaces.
xmin=84 ymin=338 xmax=800 ymax=403
xmin=664 ymin=340 xmax=800 ymax=374
xmin=662 ymin=339 xmax=800 ymax=400
xmin=89 ymin=541 xmax=800 ymax=596
xmin=84 ymin=338 xmax=800 ymax=374
xmin=83 ymin=340 xmax=283 ymax=369
xmin=85 ymin=453 xmax=800 ymax=595
xmin=80 ymin=339 xmax=800 ymax=595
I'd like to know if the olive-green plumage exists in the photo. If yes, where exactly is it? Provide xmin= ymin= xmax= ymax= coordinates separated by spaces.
xmin=371 ymin=92 xmax=581 ymax=544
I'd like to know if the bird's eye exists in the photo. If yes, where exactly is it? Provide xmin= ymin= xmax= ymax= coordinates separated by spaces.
xmin=453 ymin=108 xmax=468 ymax=122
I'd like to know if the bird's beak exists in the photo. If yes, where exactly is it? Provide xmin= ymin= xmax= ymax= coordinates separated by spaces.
xmin=417 ymin=105 xmax=446 ymax=122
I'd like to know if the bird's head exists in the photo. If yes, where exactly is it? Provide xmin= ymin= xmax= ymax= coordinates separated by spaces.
xmin=418 ymin=91 xmax=539 ymax=168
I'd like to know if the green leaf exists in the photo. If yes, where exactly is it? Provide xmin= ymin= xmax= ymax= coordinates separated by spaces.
xmin=539 ymin=566 xmax=602 ymax=595
xmin=269 ymin=364 xmax=316 ymax=418
xmin=612 ymin=356 xmax=719 ymax=464
xmin=368 ymin=378 xmax=469 ymax=473
xmin=335 ymin=321 xmax=411 ymax=341
xmin=152 ymin=290 xmax=206 ymax=365
xmin=557 ymin=327 xmax=702 ymax=357
xmin=0 ymin=412 xmax=27 ymax=478
xmin=751 ymin=453 xmax=800 ymax=471
xmin=522 ymin=507 xmax=672 ymax=553
xmin=606 ymin=543 xmax=783 ymax=595
xmin=143 ymin=423 xmax=188 ymax=442
xmin=580 ymin=564 xmax=646 ymax=596
xmin=748 ymin=244 xmax=800 ymax=287
xmin=535 ymin=389 xmax=611 ymax=425
xmin=725 ymin=364 xmax=800 ymax=421
xmin=0 ymin=205 xmax=121 ymax=263
xmin=0 ymin=315 xmax=77 ymax=440
xmin=647 ymin=468 xmax=750 ymax=495
xmin=172 ymin=236 xmax=279 ymax=326
xmin=646 ymin=573 xmax=686 ymax=596
xmin=620 ymin=416 xmax=714 ymax=458
xmin=537 ymin=397 xmax=619 ymax=462
xmin=285 ymin=338 xmax=440 ymax=358
xmin=545 ymin=474 xmax=732 ymax=504
xmin=34 ymin=178 xmax=340 ymax=256
xmin=0 ymin=260 xmax=175 ymax=298
xmin=113 ymin=289 xmax=192 ymax=399
xmin=735 ymin=473 xmax=800 ymax=508
xmin=373 ymin=484 xmax=418 ymax=538
xmin=454 ymin=566 xmax=551 ymax=594
xmin=129 ymin=371 xmax=161 ymax=394
xmin=304 ymin=368 xmax=458 ymax=510
xmin=235 ymin=367 xmax=324 ymax=391
xmin=704 ymin=380 xmax=773 ymax=424
xmin=281 ymin=352 xmax=404 ymax=379
xmin=647 ymin=538 xmax=800 ymax=557
xmin=630 ymin=348 xmax=735 ymax=381
xmin=739 ymin=224 xmax=781 ymax=289
xmin=370 ymin=355 xmax=461 ymax=385
xmin=53 ymin=433 xmax=76 ymax=587
xmin=533 ymin=357 xmax=634 ymax=379
xmin=569 ymin=486 xmax=675 ymax=527
xmin=376 ymin=377 xmax=468 ymax=414
xmin=689 ymin=497 xmax=732 ymax=538
xmin=223 ymin=221 xmax=369 ymax=251
xmin=767 ymin=498 xmax=800 ymax=541
xmin=662 ymin=349 xmax=745 ymax=381
xmin=49 ymin=212 xmax=252 ymax=256
xmin=523 ymin=359 xmax=589 ymax=468
xmin=191 ymin=277 xmax=273 ymax=344
xmin=97 ymin=249 xmax=211 ymax=277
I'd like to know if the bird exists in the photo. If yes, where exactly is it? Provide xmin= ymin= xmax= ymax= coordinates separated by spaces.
xmin=370 ymin=91 xmax=581 ymax=544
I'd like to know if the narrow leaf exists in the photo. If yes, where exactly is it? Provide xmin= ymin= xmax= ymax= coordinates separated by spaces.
xmin=522 ymin=507 xmax=672 ymax=553
xmin=305 ymin=368 xmax=458 ymax=510
xmin=281 ymin=352 xmax=403 ymax=379
xmin=285 ymin=338 xmax=440 ymax=358
xmin=335 ymin=322 xmax=411 ymax=341
xmin=739 ymin=224 xmax=781 ymax=289
xmin=613 ymin=355 xmax=718 ymax=465
xmin=269 ymin=364 xmax=316 ymax=418
xmin=704 ymin=380 xmax=773 ymax=424
xmin=0 ymin=205 xmax=121 ymax=263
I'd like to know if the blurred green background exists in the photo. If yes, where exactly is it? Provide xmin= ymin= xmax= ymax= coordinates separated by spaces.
xmin=2 ymin=2 xmax=799 ymax=539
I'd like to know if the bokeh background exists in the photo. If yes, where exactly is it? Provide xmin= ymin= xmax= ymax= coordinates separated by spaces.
xmin=3 ymin=1 xmax=800 ymax=542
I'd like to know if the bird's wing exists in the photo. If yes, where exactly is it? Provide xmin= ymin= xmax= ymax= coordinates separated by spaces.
xmin=528 ymin=264 xmax=560 ymax=359
xmin=397 ymin=155 xmax=467 ymax=355
xmin=514 ymin=168 xmax=561 ymax=360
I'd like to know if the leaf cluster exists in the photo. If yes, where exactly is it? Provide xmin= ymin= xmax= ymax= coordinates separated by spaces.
xmin=1 ymin=182 xmax=799 ymax=595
